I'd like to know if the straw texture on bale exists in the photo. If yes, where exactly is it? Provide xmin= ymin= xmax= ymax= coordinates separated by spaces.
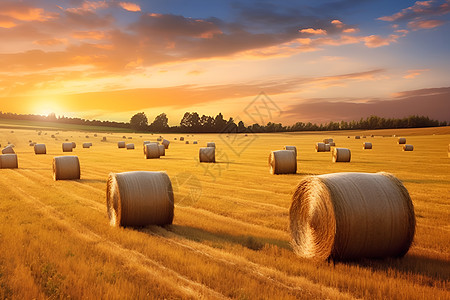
xmin=398 ymin=137 xmax=406 ymax=144
xmin=2 ymin=145 xmax=15 ymax=154
xmin=34 ymin=144 xmax=47 ymax=154
xmin=180 ymin=137 xmax=184 ymax=141
xmin=329 ymin=142 xmax=336 ymax=146
xmin=315 ymin=142 xmax=326 ymax=152
xmin=145 ymin=143 xmax=160 ymax=159
xmin=289 ymin=172 xmax=415 ymax=261
xmin=355 ymin=136 xmax=360 ymax=139
xmin=207 ymin=142 xmax=215 ymax=148
xmin=143 ymin=142 xmax=157 ymax=154
xmin=324 ymin=144 xmax=331 ymax=152
xmin=118 ymin=141 xmax=126 ymax=148
xmin=62 ymin=142 xmax=73 ymax=152
xmin=199 ymin=147 xmax=215 ymax=163
xmin=323 ymin=138 xmax=333 ymax=144
xmin=332 ymin=148 xmax=351 ymax=162
xmin=161 ymin=139 xmax=170 ymax=149
xmin=126 ymin=143 xmax=135 ymax=150
xmin=284 ymin=146 xmax=297 ymax=157
xmin=0 ymin=154 xmax=18 ymax=169
xmin=53 ymin=156 xmax=80 ymax=180
xmin=72 ymin=142 xmax=76 ymax=149
xmin=363 ymin=142 xmax=372 ymax=149
xmin=106 ymin=171 xmax=174 ymax=227
xmin=403 ymin=144 xmax=414 ymax=151
xmin=269 ymin=150 xmax=296 ymax=175
xmin=158 ymin=144 xmax=165 ymax=156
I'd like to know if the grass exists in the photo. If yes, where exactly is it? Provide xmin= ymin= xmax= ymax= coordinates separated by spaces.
xmin=0 ymin=125 xmax=448 ymax=299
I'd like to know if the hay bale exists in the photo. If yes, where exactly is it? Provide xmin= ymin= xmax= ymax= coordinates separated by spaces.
xmin=403 ymin=145 xmax=414 ymax=151
xmin=289 ymin=172 xmax=415 ymax=260
xmin=315 ymin=142 xmax=326 ymax=152
xmin=51 ymin=134 xmax=56 ymax=138
xmin=199 ymin=147 xmax=215 ymax=163
xmin=332 ymin=148 xmax=351 ymax=162
xmin=355 ymin=136 xmax=360 ymax=139
xmin=158 ymin=144 xmax=165 ymax=156
xmin=83 ymin=143 xmax=91 ymax=148
xmin=324 ymin=144 xmax=331 ymax=152
xmin=2 ymin=145 xmax=15 ymax=154
xmin=193 ymin=141 xmax=198 ymax=144
xmin=162 ymin=139 xmax=170 ymax=149
xmin=128 ymin=137 xmax=132 ymax=139
xmin=65 ymin=139 xmax=69 ymax=141
xmin=323 ymin=138 xmax=334 ymax=144
xmin=143 ymin=141 xmax=151 ymax=145
xmin=398 ymin=137 xmax=406 ymax=144
xmin=145 ymin=143 xmax=160 ymax=159
xmin=34 ymin=144 xmax=47 ymax=154
xmin=62 ymin=142 xmax=73 ymax=152
xmin=284 ymin=146 xmax=297 ymax=157
xmin=102 ymin=137 xmax=107 ymax=142
xmin=185 ymin=141 xmax=190 ymax=144
xmin=85 ymin=135 xmax=89 ymax=138
xmin=157 ymin=137 xmax=162 ymax=142
xmin=122 ymin=136 xmax=126 ymax=138
xmin=363 ymin=142 xmax=372 ymax=149
xmin=106 ymin=171 xmax=174 ymax=227
xmin=0 ymin=154 xmax=18 ymax=169
xmin=53 ymin=156 xmax=80 ymax=180
xmin=118 ymin=141 xmax=126 ymax=148
xmin=94 ymin=134 xmax=98 ymax=137
xmin=72 ymin=142 xmax=76 ymax=149
xmin=329 ymin=142 xmax=336 ymax=146
xmin=207 ymin=142 xmax=215 ymax=148
xmin=269 ymin=150 xmax=296 ymax=175
xmin=180 ymin=137 xmax=184 ymax=141
xmin=174 ymin=138 xmax=177 ymax=140
xmin=126 ymin=143 xmax=135 ymax=150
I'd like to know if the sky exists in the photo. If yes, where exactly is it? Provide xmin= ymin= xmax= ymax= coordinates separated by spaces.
xmin=0 ymin=0 xmax=449 ymax=125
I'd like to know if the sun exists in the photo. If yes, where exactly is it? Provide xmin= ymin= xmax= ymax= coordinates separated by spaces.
xmin=33 ymin=100 xmax=64 ymax=117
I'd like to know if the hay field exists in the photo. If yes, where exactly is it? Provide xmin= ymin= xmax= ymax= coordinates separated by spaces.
xmin=0 ymin=126 xmax=449 ymax=299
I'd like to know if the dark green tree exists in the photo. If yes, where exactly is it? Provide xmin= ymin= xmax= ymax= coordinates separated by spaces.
xmin=130 ymin=112 xmax=148 ymax=131
xmin=150 ymin=113 xmax=169 ymax=132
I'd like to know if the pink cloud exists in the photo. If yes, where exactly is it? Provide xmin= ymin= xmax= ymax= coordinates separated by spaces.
xmin=403 ymin=69 xmax=430 ymax=79
xmin=119 ymin=2 xmax=141 ymax=12
xmin=331 ymin=20 xmax=344 ymax=28
xmin=299 ymin=28 xmax=327 ymax=35
xmin=408 ymin=19 xmax=445 ymax=29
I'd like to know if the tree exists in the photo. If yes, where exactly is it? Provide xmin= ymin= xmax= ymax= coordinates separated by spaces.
xmin=150 ymin=113 xmax=169 ymax=132
xmin=213 ymin=113 xmax=227 ymax=132
xmin=130 ymin=112 xmax=148 ymax=131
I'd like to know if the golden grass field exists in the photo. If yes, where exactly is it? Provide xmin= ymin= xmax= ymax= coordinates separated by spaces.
xmin=0 ymin=125 xmax=449 ymax=299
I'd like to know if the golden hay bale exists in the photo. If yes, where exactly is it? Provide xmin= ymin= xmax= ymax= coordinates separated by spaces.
xmin=143 ymin=141 xmax=151 ymax=145
xmin=398 ymin=137 xmax=406 ymax=144
xmin=128 ymin=137 xmax=132 ymax=139
xmin=329 ymin=142 xmax=336 ymax=146
xmin=193 ymin=141 xmax=198 ymax=144
xmin=122 ymin=136 xmax=126 ymax=138
xmin=289 ymin=172 xmax=415 ymax=261
xmin=207 ymin=142 xmax=216 ymax=148
xmin=324 ymin=144 xmax=331 ymax=152
xmin=106 ymin=171 xmax=174 ymax=227
xmin=0 ymin=154 xmax=18 ymax=169
xmin=323 ymin=138 xmax=333 ymax=144
xmin=403 ymin=144 xmax=414 ymax=151
xmin=145 ymin=143 xmax=160 ymax=159
xmin=363 ymin=142 xmax=372 ymax=149
xmin=102 ymin=137 xmax=107 ymax=142
xmin=284 ymin=146 xmax=297 ymax=157
xmin=34 ymin=144 xmax=47 ymax=154
xmin=199 ymin=147 xmax=215 ymax=163
xmin=315 ymin=142 xmax=326 ymax=152
xmin=72 ymin=142 xmax=76 ymax=149
xmin=126 ymin=143 xmax=135 ymax=150
xmin=185 ymin=141 xmax=190 ymax=144
xmin=158 ymin=144 xmax=165 ymax=156
xmin=332 ymin=148 xmax=351 ymax=162
xmin=162 ymin=139 xmax=170 ymax=149
xmin=2 ymin=145 xmax=15 ymax=154
xmin=180 ymin=137 xmax=184 ymax=141
xmin=118 ymin=141 xmax=126 ymax=148
xmin=355 ymin=136 xmax=360 ymax=139
xmin=269 ymin=150 xmax=296 ymax=175
xmin=156 ymin=137 xmax=162 ymax=142
xmin=143 ymin=142 xmax=158 ymax=155
xmin=85 ymin=135 xmax=89 ymax=138
xmin=82 ymin=143 xmax=91 ymax=148
xmin=94 ymin=134 xmax=98 ymax=137
xmin=62 ymin=142 xmax=73 ymax=152
xmin=53 ymin=156 xmax=80 ymax=180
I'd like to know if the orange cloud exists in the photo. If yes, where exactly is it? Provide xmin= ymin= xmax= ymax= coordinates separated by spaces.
xmin=403 ymin=69 xmax=430 ymax=79
xmin=72 ymin=30 xmax=107 ymax=40
xmin=0 ymin=19 xmax=16 ymax=28
xmin=119 ymin=2 xmax=141 ymax=12
xmin=331 ymin=20 xmax=344 ymax=28
xmin=33 ymin=38 xmax=68 ymax=46
xmin=408 ymin=19 xmax=444 ymax=29
xmin=299 ymin=28 xmax=327 ymax=35
xmin=0 ymin=6 xmax=53 ymax=22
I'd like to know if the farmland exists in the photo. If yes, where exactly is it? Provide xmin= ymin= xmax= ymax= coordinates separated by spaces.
xmin=0 ymin=125 xmax=449 ymax=299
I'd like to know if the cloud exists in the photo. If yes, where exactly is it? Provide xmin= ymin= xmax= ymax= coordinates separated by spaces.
xmin=299 ymin=28 xmax=327 ymax=35
xmin=119 ymin=2 xmax=141 ymax=12
xmin=403 ymin=69 xmax=430 ymax=79
xmin=408 ymin=19 xmax=445 ymax=29
xmin=71 ymin=30 xmax=107 ymax=40
xmin=33 ymin=38 xmax=68 ymax=46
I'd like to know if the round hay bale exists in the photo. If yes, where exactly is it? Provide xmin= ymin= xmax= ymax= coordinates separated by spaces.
xmin=398 ymin=137 xmax=406 ymax=144
xmin=126 ymin=143 xmax=135 ymax=150
xmin=355 ymin=136 xmax=360 ymax=139
xmin=329 ymin=142 xmax=336 ymax=146
xmin=174 ymin=138 xmax=177 ymax=140
xmin=323 ymin=138 xmax=333 ymax=144
xmin=94 ymin=134 xmax=98 ymax=137
xmin=85 ymin=135 xmax=89 ymax=138
xmin=162 ymin=139 xmax=170 ymax=149
xmin=118 ymin=141 xmax=126 ymax=148
xmin=284 ymin=146 xmax=297 ymax=157
xmin=269 ymin=150 xmax=296 ymax=174
xmin=83 ymin=143 xmax=91 ymax=148
xmin=207 ymin=142 xmax=215 ymax=148
xmin=72 ymin=142 xmax=76 ymax=149
xmin=156 ymin=137 xmax=162 ymax=142
xmin=106 ymin=171 xmax=174 ymax=227
xmin=51 ymin=134 xmax=56 ymax=138
xmin=65 ymin=139 xmax=69 ymax=141
xmin=185 ymin=141 xmax=190 ymax=144
xmin=2 ymin=145 xmax=15 ymax=154
xmin=332 ymin=148 xmax=351 ymax=162
xmin=324 ymin=144 xmax=331 ymax=152
xmin=102 ymin=137 xmax=107 ymax=142
xmin=315 ymin=142 xmax=326 ymax=152
xmin=145 ymin=143 xmax=160 ymax=159
xmin=53 ymin=156 xmax=80 ymax=180
xmin=180 ymin=137 xmax=185 ymax=141
xmin=34 ymin=144 xmax=47 ymax=154
xmin=403 ymin=144 xmax=414 ymax=151
xmin=199 ymin=147 xmax=215 ymax=163
xmin=363 ymin=142 xmax=372 ymax=149
xmin=289 ymin=172 xmax=415 ymax=261
xmin=158 ymin=144 xmax=165 ymax=156
xmin=0 ymin=154 xmax=18 ymax=169
xmin=122 ymin=136 xmax=126 ymax=138
xmin=128 ymin=137 xmax=132 ymax=139
xmin=143 ymin=142 xmax=158 ymax=155
xmin=62 ymin=142 xmax=73 ymax=152
xmin=143 ymin=141 xmax=151 ymax=145
xmin=193 ymin=141 xmax=198 ymax=144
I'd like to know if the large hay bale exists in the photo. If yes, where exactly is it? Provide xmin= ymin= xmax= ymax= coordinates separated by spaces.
xmin=126 ymin=143 xmax=135 ymax=150
xmin=363 ymin=142 xmax=372 ymax=149
xmin=332 ymin=148 xmax=351 ymax=162
xmin=403 ymin=145 xmax=414 ymax=151
xmin=145 ymin=143 xmax=160 ymax=159
xmin=34 ymin=144 xmax=47 ymax=154
xmin=0 ymin=154 xmax=18 ymax=169
xmin=199 ymin=147 xmax=215 ymax=163
xmin=62 ymin=142 xmax=73 ymax=152
xmin=207 ymin=142 xmax=215 ymax=148
xmin=269 ymin=150 xmax=296 ymax=175
xmin=2 ymin=145 xmax=15 ymax=154
xmin=355 ymin=136 xmax=360 ymax=139
xmin=106 ymin=171 xmax=174 ymax=227
xmin=118 ymin=141 xmax=126 ymax=148
xmin=284 ymin=146 xmax=297 ymax=157
xmin=398 ymin=137 xmax=406 ymax=144
xmin=158 ymin=144 xmax=165 ymax=156
xmin=289 ymin=172 xmax=415 ymax=260
xmin=179 ymin=137 xmax=184 ymax=141
xmin=53 ymin=156 xmax=80 ymax=180
xmin=324 ymin=144 xmax=331 ymax=152
xmin=162 ymin=139 xmax=170 ymax=149
xmin=315 ymin=142 xmax=326 ymax=152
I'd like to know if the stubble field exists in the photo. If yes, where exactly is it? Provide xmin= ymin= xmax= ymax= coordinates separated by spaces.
xmin=0 ymin=125 xmax=449 ymax=299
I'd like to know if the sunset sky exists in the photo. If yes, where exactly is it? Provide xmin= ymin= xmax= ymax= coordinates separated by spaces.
xmin=0 ymin=0 xmax=449 ymax=125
